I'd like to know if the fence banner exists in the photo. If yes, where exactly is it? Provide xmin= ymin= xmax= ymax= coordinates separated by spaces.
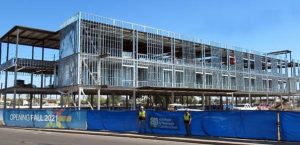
xmin=146 ymin=111 xmax=185 ymax=135
xmin=87 ymin=110 xmax=277 ymax=140
xmin=280 ymin=111 xmax=300 ymax=141
xmin=87 ymin=110 xmax=138 ymax=132
xmin=87 ymin=110 xmax=185 ymax=135
xmin=192 ymin=111 xmax=278 ymax=140
xmin=4 ymin=109 xmax=86 ymax=130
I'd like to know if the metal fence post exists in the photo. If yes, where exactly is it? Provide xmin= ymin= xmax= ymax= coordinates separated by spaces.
xmin=277 ymin=111 xmax=281 ymax=141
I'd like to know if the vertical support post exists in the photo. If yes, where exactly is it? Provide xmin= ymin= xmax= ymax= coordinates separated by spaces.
xmin=171 ymin=92 xmax=175 ymax=104
xmin=235 ymin=96 xmax=238 ymax=106
xmin=77 ymin=12 xmax=82 ymax=85
xmin=186 ymin=96 xmax=189 ymax=107
xmin=112 ymin=94 xmax=115 ymax=110
xmin=91 ymin=95 xmax=94 ymax=108
xmin=181 ymin=96 xmax=184 ymax=105
xmin=148 ymin=94 xmax=152 ymax=108
xmin=126 ymin=95 xmax=128 ymax=109
xmin=202 ymin=93 xmax=205 ymax=110
xmin=208 ymin=96 xmax=211 ymax=111
xmin=231 ymin=93 xmax=234 ymax=107
xmin=0 ymin=84 xmax=2 ymax=103
xmin=97 ymin=48 xmax=102 ymax=110
xmin=292 ymin=95 xmax=295 ymax=110
xmin=132 ymin=90 xmax=136 ymax=110
xmin=40 ymin=42 xmax=44 ymax=109
xmin=97 ymin=89 xmax=101 ymax=110
xmin=106 ymin=95 xmax=109 ymax=109
xmin=30 ymin=46 xmax=34 ymax=109
xmin=0 ymin=41 xmax=2 ymax=66
xmin=78 ymin=88 xmax=82 ymax=110
xmin=280 ymin=95 xmax=283 ymax=110
xmin=18 ymin=94 xmax=21 ymax=109
xmin=4 ymin=39 xmax=9 ymax=109
xmin=72 ymin=93 xmax=76 ymax=109
xmin=226 ymin=96 xmax=229 ymax=110
xmin=267 ymin=93 xmax=269 ymax=105
xmin=249 ymin=93 xmax=252 ymax=106
xmin=13 ymin=29 xmax=20 ymax=109
xmin=60 ymin=94 xmax=64 ymax=108
xmin=0 ymin=41 xmax=2 ymax=103
xmin=220 ymin=96 xmax=223 ymax=110
xmin=277 ymin=111 xmax=281 ymax=141
xmin=165 ymin=95 xmax=168 ymax=109
xmin=259 ymin=96 xmax=262 ymax=103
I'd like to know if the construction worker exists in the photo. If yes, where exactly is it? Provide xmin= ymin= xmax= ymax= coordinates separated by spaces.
xmin=138 ymin=106 xmax=146 ymax=134
xmin=183 ymin=109 xmax=192 ymax=136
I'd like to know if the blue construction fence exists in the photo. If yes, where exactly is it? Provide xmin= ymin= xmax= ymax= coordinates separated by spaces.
xmin=1 ymin=109 xmax=300 ymax=142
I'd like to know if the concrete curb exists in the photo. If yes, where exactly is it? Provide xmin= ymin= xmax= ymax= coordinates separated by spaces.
xmin=4 ymin=127 xmax=273 ymax=145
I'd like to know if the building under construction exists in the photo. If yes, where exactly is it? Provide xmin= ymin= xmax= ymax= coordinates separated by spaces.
xmin=0 ymin=12 xmax=300 ymax=110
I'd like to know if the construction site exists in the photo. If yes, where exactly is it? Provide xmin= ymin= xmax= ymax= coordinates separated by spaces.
xmin=0 ymin=12 xmax=300 ymax=111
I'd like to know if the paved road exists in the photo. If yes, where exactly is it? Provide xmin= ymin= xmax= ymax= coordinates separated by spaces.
xmin=0 ymin=128 xmax=208 ymax=145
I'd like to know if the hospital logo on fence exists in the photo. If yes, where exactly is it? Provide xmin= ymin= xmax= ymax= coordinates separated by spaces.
xmin=149 ymin=117 xmax=159 ymax=128
xmin=149 ymin=115 xmax=179 ymax=130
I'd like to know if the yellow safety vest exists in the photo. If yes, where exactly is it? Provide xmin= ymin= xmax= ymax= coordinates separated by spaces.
xmin=184 ymin=112 xmax=191 ymax=123
xmin=139 ymin=110 xmax=146 ymax=120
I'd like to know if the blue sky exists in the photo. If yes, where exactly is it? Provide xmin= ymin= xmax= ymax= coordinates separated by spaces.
xmin=0 ymin=0 xmax=300 ymax=59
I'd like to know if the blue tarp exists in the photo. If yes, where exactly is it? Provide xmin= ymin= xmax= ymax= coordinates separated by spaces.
xmin=191 ymin=111 xmax=277 ymax=140
xmin=2 ymin=109 xmax=280 ymax=141
xmin=4 ymin=109 xmax=86 ymax=130
xmin=87 ymin=110 xmax=277 ymax=140
xmin=280 ymin=111 xmax=300 ymax=142
xmin=87 ymin=110 xmax=138 ymax=132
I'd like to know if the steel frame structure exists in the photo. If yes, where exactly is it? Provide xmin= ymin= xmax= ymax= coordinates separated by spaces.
xmin=1 ymin=12 xmax=300 ymax=110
